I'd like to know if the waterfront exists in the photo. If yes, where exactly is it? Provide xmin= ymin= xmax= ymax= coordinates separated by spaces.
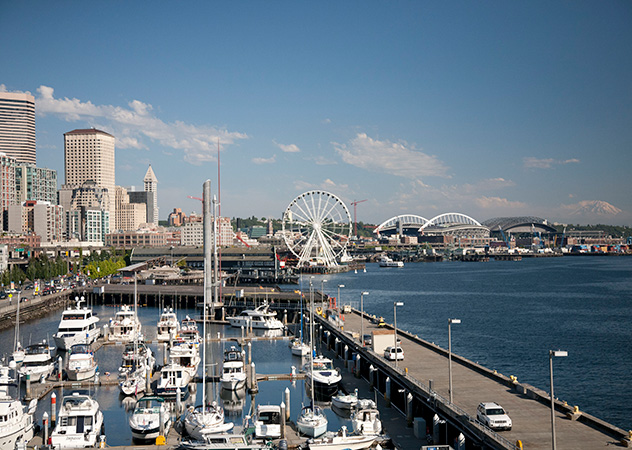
xmin=317 ymin=256 xmax=632 ymax=432
xmin=1 ymin=255 xmax=630 ymax=446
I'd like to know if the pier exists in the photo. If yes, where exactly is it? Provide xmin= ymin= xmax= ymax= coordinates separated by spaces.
xmin=317 ymin=309 xmax=632 ymax=449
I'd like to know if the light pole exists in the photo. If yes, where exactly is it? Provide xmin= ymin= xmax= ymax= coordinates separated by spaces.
xmin=393 ymin=302 xmax=404 ymax=369
xmin=549 ymin=350 xmax=567 ymax=450
xmin=320 ymin=279 xmax=328 ymax=309
xmin=337 ymin=284 xmax=344 ymax=309
xmin=360 ymin=292 xmax=369 ymax=346
xmin=448 ymin=318 xmax=461 ymax=403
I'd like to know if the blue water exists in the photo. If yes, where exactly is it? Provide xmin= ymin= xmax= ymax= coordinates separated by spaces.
xmin=2 ymin=256 xmax=631 ymax=445
xmin=316 ymin=256 xmax=632 ymax=432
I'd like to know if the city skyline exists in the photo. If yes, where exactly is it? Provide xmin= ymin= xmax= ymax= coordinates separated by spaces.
xmin=1 ymin=2 xmax=631 ymax=226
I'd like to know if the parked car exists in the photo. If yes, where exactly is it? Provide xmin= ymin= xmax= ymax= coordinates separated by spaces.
xmin=384 ymin=346 xmax=404 ymax=361
xmin=476 ymin=402 xmax=512 ymax=431
xmin=363 ymin=334 xmax=373 ymax=346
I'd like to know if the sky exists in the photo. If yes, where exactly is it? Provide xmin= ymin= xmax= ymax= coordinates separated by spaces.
xmin=1 ymin=1 xmax=631 ymax=227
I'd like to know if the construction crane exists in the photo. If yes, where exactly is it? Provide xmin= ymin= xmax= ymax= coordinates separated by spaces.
xmin=187 ymin=195 xmax=203 ymax=202
xmin=351 ymin=199 xmax=367 ymax=237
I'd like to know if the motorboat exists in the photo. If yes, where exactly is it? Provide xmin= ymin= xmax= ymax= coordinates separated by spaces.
xmin=0 ymin=364 xmax=37 ymax=449
xmin=219 ymin=347 xmax=246 ymax=391
xmin=227 ymin=303 xmax=284 ymax=330
xmin=308 ymin=426 xmax=375 ymax=450
xmin=290 ymin=338 xmax=310 ymax=357
xmin=378 ymin=255 xmax=404 ymax=267
xmin=156 ymin=362 xmax=191 ymax=398
xmin=179 ymin=433 xmax=268 ymax=449
xmin=18 ymin=341 xmax=55 ymax=382
xmin=66 ymin=344 xmax=98 ymax=381
xmin=156 ymin=308 xmax=180 ymax=342
xmin=119 ymin=364 xmax=147 ymax=397
xmin=179 ymin=316 xmax=201 ymax=344
xmin=119 ymin=340 xmax=154 ymax=377
xmin=169 ymin=340 xmax=200 ymax=379
xmin=351 ymin=407 xmax=382 ymax=436
xmin=331 ymin=389 xmax=358 ymax=410
xmin=108 ymin=305 xmax=142 ymax=342
xmin=128 ymin=395 xmax=171 ymax=442
xmin=296 ymin=404 xmax=328 ymax=438
xmin=183 ymin=401 xmax=234 ymax=441
xmin=304 ymin=355 xmax=342 ymax=397
xmin=53 ymin=298 xmax=100 ymax=350
xmin=254 ymin=404 xmax=282 ymax=440
xmin=50 ymin=392 xmax=104 ymax=449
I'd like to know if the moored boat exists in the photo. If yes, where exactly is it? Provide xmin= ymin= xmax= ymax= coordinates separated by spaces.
xmin=297 ymin=404 xmax=328 ymax=438
xmin=183 ymin=401 xmax=234 ymax=441
xmin=352 ymin=407 xmax=382 ymax=436
xmin=156 ymin=362 xmax=191 ymax=398
xmin=378 ymin=255 xmax=404 ymax=267
xmin=53 ymin=297 xmax=100 ymax=350
xmin=219 ymin=346 xmax=246 ymax=391
xmin=0 ymin=364 xmax=37 ymax=449
xmin=254 ymin=404 xmax=282 ymax=440
xmin=17 ymin=341 xmax=55 ymax=382
xmin=227 ymin=303 xmax=284 ymax=330
xmin=108 ymin=305 xmax=142 ymax=343
xmin=308 ymin=426 xmax=376 ymax=450
xmin=156 ymin=307 xmax=180 ymax=342
xmin=128 ymin=395 xmax=171 ymax=441
xmin=50 ymin=392 xmax=104 ymax=449
xmin=66 ymin=343 xmax=98 ymax=381
xmin=304 ymin=355 xmax=341 ymax=398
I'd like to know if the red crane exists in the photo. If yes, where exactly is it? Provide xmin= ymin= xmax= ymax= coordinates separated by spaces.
xmin=351 ymin=199 xmax=367 ymax=237
xmin=187 ymin=195 xmax=203 ymax=202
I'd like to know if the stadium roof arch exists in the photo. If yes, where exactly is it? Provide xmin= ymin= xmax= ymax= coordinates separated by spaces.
xmin=420 ymin=213 xmax=490 ymax=237
xmin=482 ymin=216 xmax=557 ymax=233
xmin=374 ymin=214 xmax=430 ymax=236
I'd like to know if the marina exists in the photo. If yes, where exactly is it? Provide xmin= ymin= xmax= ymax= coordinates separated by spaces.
xmin=0 ymin=256 xmax=629 ymax=448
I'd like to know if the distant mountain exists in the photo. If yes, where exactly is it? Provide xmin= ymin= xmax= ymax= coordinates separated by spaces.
xmin=568 ymin=200 xmax=622 ymax=217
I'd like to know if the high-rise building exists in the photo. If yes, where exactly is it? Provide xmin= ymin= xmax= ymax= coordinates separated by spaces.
xmin=7 ymin=200 xmax=63 ymax=243
xmin=15 ymin=163 xmax=57 ymax=204
xmin=0 ymin=153 xmax=17 ymax=215
xmin=64 ymin=128 xmax=115 ymax=230
xmin=143 ymin=165 xmax=158 ymax=225
xmin=0 ymin=92 xmax=36 ymax=164
xmin=114 ymin=186 xmax=146 ymax=231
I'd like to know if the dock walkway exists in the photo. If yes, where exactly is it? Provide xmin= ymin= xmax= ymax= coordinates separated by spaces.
xmin=325 ymin=310 xmax=630 ymax=449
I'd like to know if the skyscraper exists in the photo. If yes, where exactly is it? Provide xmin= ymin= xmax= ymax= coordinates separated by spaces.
xmin=64 ymin=128 xmax=115 ymax=230
xmin=0 ymin=92 xmax=36 ymax=164
xmin=143 ymin=164 xmax=158 ymax=225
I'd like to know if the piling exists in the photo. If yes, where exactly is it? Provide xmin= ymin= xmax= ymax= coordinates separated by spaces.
xmin=58 ymin=356 xmax=63 ymax=381
xmin=145 ymin=364 xmax=151 ymax=393
xmin=344 ymin=345 xmax=349 ymax=368
xmin=250 ymin=362 xmax=258 ymax=393
xmin=51 ymin=392 xmax=57 ymax=428
xmin=355 ymin=354 xmax=361 ymax=378
xmin=284 ymin=388 xmax=291 ymax=420
xmin=369 ymin=365 xmax=375 ymax=388
xmin=406 ymin=393 xmax=413 ymax=426
xmin=385 ymin=377 xmax=391 ymax=407
xmin=280 ymin=401 xmax=286 ymax=438
xmin=43 ymin=411 xmax=49 ymax=444
xmin=248 ymin=342 xmax=252 ymax=365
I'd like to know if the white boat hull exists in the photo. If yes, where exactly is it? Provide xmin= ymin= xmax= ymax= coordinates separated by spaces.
xmin=309 ymin=435 xmax=375 ymax=450
xmin=54 ymin=328 xmax=100 ymax=351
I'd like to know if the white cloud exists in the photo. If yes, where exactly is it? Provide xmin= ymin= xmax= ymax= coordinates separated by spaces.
xmin=474 ymin=196 xmax=527 ymax=209
xmin=523 ymin=156 xmax=580 ymax=169
xmin=333 ymin=133 xmax=449 ymax=179
xmin=34 ymin=85 xmax=248 ymax=165
xmin=252 ymin=155 xmax=276 ymax=165
xmin=275 ymin=142 xmax=300 ymax=153
xmin=293 ymin=178 xmax=349 ymax=192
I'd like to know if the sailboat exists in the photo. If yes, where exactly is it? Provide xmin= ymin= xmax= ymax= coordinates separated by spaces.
xmin=290 ymin=291 xmax=310 ymax=357
xmin=183 ymin=182 xmax=233 ymax=441
xmin=119 ymin=276 xmax=149 ymax=396
xmin=296 ymin=279 xmax=328 ymax=437
xmin=11 ymin=292 xmax=24 ymax=365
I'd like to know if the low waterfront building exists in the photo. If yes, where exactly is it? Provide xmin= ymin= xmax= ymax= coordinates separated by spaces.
xmin=180 ymin=217 xmax=234 ymax=246
xmin=105 ymin=228 xmax=175 ymax=249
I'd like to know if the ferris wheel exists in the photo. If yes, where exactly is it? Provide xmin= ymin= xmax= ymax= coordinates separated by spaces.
xmin=282 ymin=190 xmax=352 ymax=268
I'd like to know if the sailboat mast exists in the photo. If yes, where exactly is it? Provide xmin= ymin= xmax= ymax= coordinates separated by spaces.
xmin=309 ymin=278 xmax=315 ymax=412
xmin=203 ymin=180 xmax=212 ymax=408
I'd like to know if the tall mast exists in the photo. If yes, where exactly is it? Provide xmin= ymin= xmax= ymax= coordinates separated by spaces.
xmin=203 ymin=180 xmax=212 ymax=409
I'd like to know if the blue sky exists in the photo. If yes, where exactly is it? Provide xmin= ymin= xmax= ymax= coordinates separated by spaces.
xmin=2 ymin=1 xmax=631 ymax=226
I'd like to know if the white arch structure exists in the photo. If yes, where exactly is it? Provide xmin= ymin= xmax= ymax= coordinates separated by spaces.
xmin=375 ymin=212 xmax=489 ymax=237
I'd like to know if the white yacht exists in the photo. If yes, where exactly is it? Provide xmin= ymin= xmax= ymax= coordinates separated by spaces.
xmin=183 ymin=401 xmax=234 ymax=441
xmin=378 ymin=255 xmax=404 ymax=267
xmin=0 ymin=364 xmax=37 ymax=449
xmin=128 ymin=396 xmax=171 ymax=442
xmin=297 ymin=404 xmax=328 ymax=438
xmin=304 ymin=355 xmax=342 ymax=398
xmin=66 ymin=344 xmax=98 ymax=381
xmin=331 ymin=389 xmax=358 ymax=410
xmin=156 ymin=362 xmax=191 ymax=398
xmin=119 ymin=364 xmax=147 ymax=397
xmin=18 ymin=341 xmax=55 ymax=382
xmin=108 ymin=305 xmax=142 ymax=342
xmin=227 ymin=303 xmax=284 ymax=330
xmin=219 ymin=347 xmax=246 ymax=391
xmin=351 ymin=407 xmax=382 ymax=436
xmin=308 ymin=426 xmax=375 ymax=450
xmin=169 ymin=341 xmax=200 ymax=379
xmin=179 ymin=433 xmax=268 ymax=449
xmin=53 ymin=298 xmax=100 ymax=350
xmin=156 ymin=308 xmax=180 ymax=342
xmin=119 ymin=340 xmax=154 ymax=377
xmin=290 ymin=338 xmax=310 ymax=357
xmin=50 ymin=392 xmax=104 ymax=449
xmin=254 ymin=404 xmax=282 ymax=440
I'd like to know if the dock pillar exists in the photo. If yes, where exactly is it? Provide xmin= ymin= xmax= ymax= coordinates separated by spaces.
xmin=406 ymin=393 xmax=414 ymax=426
xmin=51 ymin=392 xmax=57 ymax=428
xmin=176 ymin=388 xmax=182 ymax=414
xmin=355 ymin=354 xmax=361 ymax=378
xmin=283 ymin=309 xmax=287 ymax=325
xmin=280 ymin=401 xmax=286 ymax=438
xmin=334 ymin=338 xmax=340 ymax=357
xmin=343 ymin=345 xmax=349 ymax=368
xmin=221 ymin=307 xmax=225 ymax=321
xmin=248 ymin=342 xmax=252 ymax=365
xmin=58 ymin=356 xmax=63 ymax=381
xmin=369 ymin=365 xmax=376 ymax=388
xmin=456 ymin=432 xmax=466 ymax=450
xmin=43 ymin=412 xmax=49 ymax=445
xmin=250 ymin=362 xmax=258 ymax=393
xmin=284 ymin=388 xmax=291 ymax=420
xmin=146 ymin=364 xmax=152 ymax=394
xmin=385 ymin=377 xmax=391 ymax=407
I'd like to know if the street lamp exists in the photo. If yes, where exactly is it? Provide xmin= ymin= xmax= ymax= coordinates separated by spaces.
xmin=337 ymin=284 xmax=344 ymax=309
xmin=393 ymin=302 xmax=404 ymax=369
xmin=360 ymin=292 xmax=369 ymax=346
xmin=321 ymin=279 xmax=328 ymax=308
xmin=549 ymin=350 xmax=568 ymax=450
xmin=448 ymin=318 xmax=461 ymax=403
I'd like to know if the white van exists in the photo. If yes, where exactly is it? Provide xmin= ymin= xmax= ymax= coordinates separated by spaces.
xmin=384 ymin=346 xmax=404 ymax=361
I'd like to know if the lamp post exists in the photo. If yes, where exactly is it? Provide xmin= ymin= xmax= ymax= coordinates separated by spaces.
xmin=170 ymin=245 xmax=174 ymax=266
xmin=549 ymin=350 xmax=568 ymax=450
xmin=393 ymin=302 xmax=404 ymax=369
xmin=320 ymin=279 xmax=328 ymax=309
xmin=337 ymin=284 xmax=344 ymax=309
xmin=448 ymin=318 xmax=461 ymax=403
xmin=360 ymin=292 xmax=369 ymax=346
